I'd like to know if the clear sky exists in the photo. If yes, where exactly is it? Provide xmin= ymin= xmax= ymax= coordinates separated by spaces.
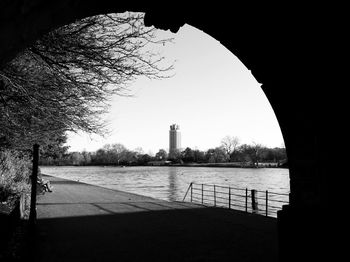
xmin=65 ymin=24 xmax=284 ymax=155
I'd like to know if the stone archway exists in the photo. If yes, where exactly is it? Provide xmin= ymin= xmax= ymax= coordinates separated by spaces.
xmin=0 ymin=2 xmax=330 ymax=261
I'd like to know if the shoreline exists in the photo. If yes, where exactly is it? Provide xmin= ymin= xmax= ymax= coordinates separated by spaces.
xmin=40 ymin=163 xmax=288 ymax=169
xmin=167 ymin=163 xmax=287 ymax=168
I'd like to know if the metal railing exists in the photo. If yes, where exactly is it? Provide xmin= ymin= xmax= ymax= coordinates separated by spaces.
xmin=183 ymin=182 xmax=289 ymax=218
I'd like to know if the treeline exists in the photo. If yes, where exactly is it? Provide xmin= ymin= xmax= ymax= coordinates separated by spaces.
xmin=40 ymin=140 xmax=287 ymax=167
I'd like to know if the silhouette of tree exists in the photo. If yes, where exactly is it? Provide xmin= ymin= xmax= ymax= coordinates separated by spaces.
xmin=182 ymin=147 xmax=195 ymax=163
xmin=221 ymin=135 xmax=240 ymax=161
xmin=238 ymin=142 xmax=263 ymax=167
xmin=39 ymin=133 xmax=70 ymax=160
xmin=206 ymin=147 xmax=227 ymax=163
xmin=155 ymin=149 xmax=168 ymax=160
xmin=0 ymin=12 xmax=173 ymax=150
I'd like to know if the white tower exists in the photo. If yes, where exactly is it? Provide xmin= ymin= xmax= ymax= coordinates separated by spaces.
xmin=169 ymin=124 xmax=181 ymax=157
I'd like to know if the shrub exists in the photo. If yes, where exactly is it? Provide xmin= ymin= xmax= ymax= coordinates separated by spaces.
xmin=0 ymin=150 xmax=31 ymax=203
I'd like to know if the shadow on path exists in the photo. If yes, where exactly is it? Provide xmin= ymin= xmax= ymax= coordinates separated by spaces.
xmin=22 ymin=175 xmax=279 ymax=262
xmin=32 ymin=207 xmax=277 ymax=262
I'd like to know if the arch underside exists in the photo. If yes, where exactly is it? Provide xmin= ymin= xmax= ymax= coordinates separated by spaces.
xmin=0 ymin=2 xmax=330 ymax=261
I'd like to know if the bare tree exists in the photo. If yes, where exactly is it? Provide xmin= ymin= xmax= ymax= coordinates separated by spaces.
xmin=102 ymin=143 xmax=127 ymax=165
xmin=0 ymin=12 xmax=173 ymax=150
xmin=251 ymin=142 xmax=263 ymax=167
xmin=220 ymin=135 xmax=240 ymax=161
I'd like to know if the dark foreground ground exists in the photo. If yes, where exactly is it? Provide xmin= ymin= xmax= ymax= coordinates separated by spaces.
xmin=17 ymin=175 xmax=278 ymax=262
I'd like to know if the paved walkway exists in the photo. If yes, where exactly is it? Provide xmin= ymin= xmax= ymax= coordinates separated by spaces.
xmin=33 ymin=175 xmax=278 ymax=261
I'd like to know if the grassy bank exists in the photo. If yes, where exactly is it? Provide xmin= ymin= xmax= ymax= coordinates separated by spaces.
xmin=0 ymin=150 xmax=31 ymax=206
xmin=0 ymin=150 xmax=32 ymax=261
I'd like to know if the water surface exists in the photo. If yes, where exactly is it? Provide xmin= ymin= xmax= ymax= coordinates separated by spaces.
xmin=41 ymin=166 xmax=289 ymax=203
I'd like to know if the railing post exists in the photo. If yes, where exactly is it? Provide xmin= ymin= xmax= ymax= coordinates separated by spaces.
xmin=266 ymin=190 xmax=268 ymax=216
xmin=229 ymin=187 xmax=231 ymax=209
xmin=201 ymin=184 xmax=204 ymax=204
xmin=182 ymin=182 xmax=192 ymax=202
xmin=251 ymin=189 xmax=257 ymax=211
xmin=214 ymin=185 xmax=216 ymax=206
xmin=245 ymin=188 xmax=248 ymax=212
xmin=29 ymin=144 xmax=39 ymax=226
xmin=190 ymin=183 xmax=193 ymax=202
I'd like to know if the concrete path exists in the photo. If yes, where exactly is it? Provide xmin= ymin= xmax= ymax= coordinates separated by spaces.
xmin=34 ymin=175 xmax=278 ymax=262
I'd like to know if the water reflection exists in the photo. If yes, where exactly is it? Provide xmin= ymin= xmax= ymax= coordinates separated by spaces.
xmin=167 ymin=167 xmax=179 ymax=201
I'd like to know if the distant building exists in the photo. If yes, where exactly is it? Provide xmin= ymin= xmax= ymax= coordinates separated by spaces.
xmin=169 ymin=124 xmax=181 ymax=158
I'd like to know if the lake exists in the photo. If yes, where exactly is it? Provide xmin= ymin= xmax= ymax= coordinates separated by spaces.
xmin=40 ymin=166 xmax=289 ymax=216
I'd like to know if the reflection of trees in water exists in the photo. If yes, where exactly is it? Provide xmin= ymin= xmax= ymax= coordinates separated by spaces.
xmin=167 ymin=167 xmax=180 ymax=201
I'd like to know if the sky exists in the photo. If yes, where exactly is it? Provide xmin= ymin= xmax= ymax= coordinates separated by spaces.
xmin=65 ymin=24 xmax=284 ymax=155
